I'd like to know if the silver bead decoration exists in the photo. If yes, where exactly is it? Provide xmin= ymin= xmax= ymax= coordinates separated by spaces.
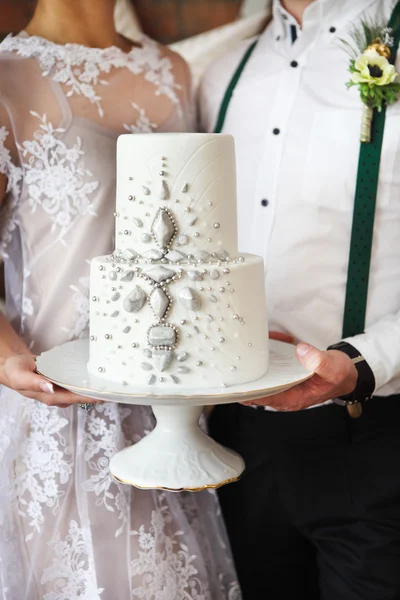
xmin=124 ymin=230 xmax=130 ymax=236
xmin=231 ymin=366 xmax=237 ymax=371
xmin=188 ymin=270 xmax=203 ymax=281
xmin=177 ymin=352 xmax=189 ymax=362
xmin=210 ymin=270 xmax=220 ymax=280
xmin=158 ymin=180 xmax=170 ymax=200
xmin=149 ymin=287 xmax=170 ymax=320
xmin=98 ymin=367 xmax=105 ymax=373
xmin=148 ymin=375 xmax=156 ymax=385
xmin=99 ymin=266 xmax=104 ymax=271
xmin=179 ymin=287 xmax=202 ymax=311
xmin=121 ymin=271 xmax=134 ymax=282
xmin=181 ymin=183 xmax=188 ymax=193
xmin=111 ymin=292 xmax=121 ymax=301
xmin=141 ymin=363 xmax=153 ymax=371
xmin=159 ymin=170 xmax=166 ymax=176
xmin=219 ymin=287 xmax=225 ymax=293
xmin=105 ymin=334 xmax=111 ymax=339
xmin=128 ymin=195 xmax=134 ymax=201
xmin=238 ymin=256 xmax=245 ymax=262
xmin=223 ymin=268 xmax=230 ymax=275
xmin=177 ymin=366 xmax=190 ymax=374
xmin=219 ymin=337 xmax=225 ymax=343
xmin=177 ymin=234 xmax=188 ymax=246
xmin=233 ymin=314 xmax=239 ymax=320
xmin=159 ymin=377 xmax=165 ymax=383
xmin=141 ymin=233 xmax=152 ymax=243
xmin=194 ymin=232 xmax=200 ymax=238
xmin=180 ymin=320 xmax=186 ymax=325
xmin=148 ymin=325 xmax=177 ymax=347
xmin=144 ymin=266 xmax=176 ymax=283
xmin=248 ymin=343 xmax=253 ymax=347
xmin=132 ymin=343 xmax=138 ymax=348
xmin=122 ymin=286 xmax=147 ymax=313
xmin=90 ymin=335 xmax=96 ymax=341
xmin=133 ymin=218 xmax=143 ymax=228
xmin=143 ymin=348 xmax=152 ymax=358
xmin=143 ymin=186 xmax=151 ymax=195
xmin=108 ymin=269 xmax=117 ymax=281
xmin=196 ymin=361 xmax=203 ymax=367
xmin=153 ymin=349 xmax=173 ymax=372
xmin=213 ymin=223 xmax=221 ymax=229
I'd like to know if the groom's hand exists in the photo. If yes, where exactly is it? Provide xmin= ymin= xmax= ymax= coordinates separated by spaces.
xmin=245 ymin=343 xmax=358 ymax=411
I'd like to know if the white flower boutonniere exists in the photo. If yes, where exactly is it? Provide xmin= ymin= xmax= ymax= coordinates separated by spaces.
xmin=343 ymin=22 xmax=400 ymax=142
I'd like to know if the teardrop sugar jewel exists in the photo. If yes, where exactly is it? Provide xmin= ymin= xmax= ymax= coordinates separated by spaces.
xmin=159 ymin=180 xmax=170 ymax=200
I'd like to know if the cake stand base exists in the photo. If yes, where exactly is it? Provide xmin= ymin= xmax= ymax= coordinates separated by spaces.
xmin=110 ymin=405 xmax=244 ymax=491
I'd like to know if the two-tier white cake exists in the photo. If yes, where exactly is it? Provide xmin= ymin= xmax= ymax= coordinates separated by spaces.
xmin=88 ymin=133 xmax=269 ymax=389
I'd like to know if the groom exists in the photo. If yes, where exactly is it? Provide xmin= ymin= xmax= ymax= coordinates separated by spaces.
xmin=200 ymin=0 xmax=400 ymax=598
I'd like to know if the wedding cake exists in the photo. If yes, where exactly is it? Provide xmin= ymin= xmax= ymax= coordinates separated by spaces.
xmin=88 ymin=133 xmax=269 ymax=389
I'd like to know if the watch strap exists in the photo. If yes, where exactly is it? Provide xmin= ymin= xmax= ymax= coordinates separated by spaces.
xmin=327 ymin=341 xmax=375 ymax=404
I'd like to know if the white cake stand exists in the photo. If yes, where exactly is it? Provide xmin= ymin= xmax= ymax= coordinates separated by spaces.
xmin=36 ymin=339 xmax=311 ymax=492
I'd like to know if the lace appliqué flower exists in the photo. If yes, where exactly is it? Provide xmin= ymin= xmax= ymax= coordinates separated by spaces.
xmin=41 ymin=520 xmax=105 ymax=600
xmin=18 ymin=112 xmax=98 ymax=237
xmin=0 ymin=125 xmax=23 ymax=257
xmin=124 ymin=103 xmax=158 ymax=134
xmin=14 ymin=403 xmax=73 ymax=541
xmin=131 ymin=494 xmax=211 ymax=600
xmin=1 ymin=35 xmax=181 ymax=118
xmin=64 ymin=272 xmax=91 ymax=340
xmin=82 ymin=403 xmax=132 ymax=537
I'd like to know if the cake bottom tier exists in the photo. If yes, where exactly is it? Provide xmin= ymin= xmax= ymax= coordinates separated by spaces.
xmin=88 ymin=254 xmax=269 ymax=389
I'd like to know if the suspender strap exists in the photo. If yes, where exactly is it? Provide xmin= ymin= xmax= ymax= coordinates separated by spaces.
xmin=214 ymin=40 xmax=258 ymax=134
xmin=342 ymin=1 xmax=400 ymax=338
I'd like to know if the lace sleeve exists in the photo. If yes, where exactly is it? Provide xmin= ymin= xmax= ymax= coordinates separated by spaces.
xmin=0 ymin=108 xmax=23 ymax=257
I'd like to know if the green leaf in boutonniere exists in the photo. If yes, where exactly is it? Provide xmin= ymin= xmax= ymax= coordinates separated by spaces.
xmin=342 ymin=19 xmax=400 ymax=142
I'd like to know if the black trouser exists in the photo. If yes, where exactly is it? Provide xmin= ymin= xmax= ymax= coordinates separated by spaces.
xmin=209 ymin=396 xmax=400 ymax=600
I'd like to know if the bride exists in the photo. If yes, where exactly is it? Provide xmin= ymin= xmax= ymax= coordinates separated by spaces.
xmin=0 ymin=1 xmax=240 ymax=598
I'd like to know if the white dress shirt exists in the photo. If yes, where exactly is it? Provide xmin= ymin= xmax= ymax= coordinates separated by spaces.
xmin=200 ymin=0 xmax=400 ymax=397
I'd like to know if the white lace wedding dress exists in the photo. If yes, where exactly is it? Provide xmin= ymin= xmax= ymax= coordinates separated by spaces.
xmin=0 ymin=32 xmax=241 ymax=600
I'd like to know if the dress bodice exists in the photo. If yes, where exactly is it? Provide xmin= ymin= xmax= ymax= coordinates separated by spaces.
xmin=0 ymin=32 xmax=192 ymax=353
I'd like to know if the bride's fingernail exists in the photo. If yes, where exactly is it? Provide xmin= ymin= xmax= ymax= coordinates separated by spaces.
xmin=40 ymin=381 xmax=54 ymax=394
xmin=296 ymin=343 xmax=311 ymax=358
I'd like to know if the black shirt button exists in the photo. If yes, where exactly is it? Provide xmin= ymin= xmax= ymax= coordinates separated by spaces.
xmin=290 ymin=60 xmax=298 ymax=68
xmin=276 ymin=35 xmax=281 ymax=41
xmin=329 ymin=26 xmax=336 ymax=33
xmin=273 ymin=128 xmax=280 ymax=135
xmin=261 ymin=199 xmax=269 ymax=207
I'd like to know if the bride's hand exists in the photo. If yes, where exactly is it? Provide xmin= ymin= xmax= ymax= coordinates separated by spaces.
xmin=1 ymin=354 xmax=99 ymax=408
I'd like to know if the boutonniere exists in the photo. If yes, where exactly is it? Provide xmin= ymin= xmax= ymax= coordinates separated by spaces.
xmin=343 ymin=21 xmax=400 ymax=142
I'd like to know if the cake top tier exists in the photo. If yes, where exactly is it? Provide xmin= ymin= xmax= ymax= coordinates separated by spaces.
xmin=115 ymin=133 xmax=238 ymax=262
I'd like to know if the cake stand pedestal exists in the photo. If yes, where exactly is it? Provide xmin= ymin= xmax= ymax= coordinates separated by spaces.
xmin=36 ymin=339 xmax=311 ymax=492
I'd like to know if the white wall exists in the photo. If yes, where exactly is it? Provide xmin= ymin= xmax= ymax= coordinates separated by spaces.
xmin=241 ymin=0 xmax=271 ymax=16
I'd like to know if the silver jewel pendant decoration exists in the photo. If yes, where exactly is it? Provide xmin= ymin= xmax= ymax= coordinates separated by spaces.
xmin=143 ymin=348 xmax=152 ymax=358
xmin=109 ymin=271 xmax=117 ymax=281
xmin=141 ymin=233 xmax=152 ymax=243
xmin=177 ymin=351 xmax=189 ymax=362
xmin=121 ymin=270 xmax=134 ymax=282
xmin=158 ymin=180 xmax=170 ymax=200
xmin=153 ymin=349 xmax=173 ymax=372
xmin=144 ymin=266 xmax=176 ymax=283
xmin=170 ymin=375 xmax=179 ymax=384
xmin=111 ymin=292 xmax=120 ymax=301
xmin=177 ymin=234 xmax=188 ymax=246
xmin=181 ymin=183 xmax=188 ymax=193
xmin=143 ymin=186 xmax=151 ymax=195
xmin=148 ymin=374 xmax=156 ymax=385
xmin=209 ymin=294 xmax=217 ymax=303
xmin=143 ymin=249 xmax=164 ymax=261
xmin=111 ymin=311 xmax=119 ymax=318
xmin=141 ymin=363 xmax=153 ymax=371
xmin=122 ymin=286 xmax=147 ymax=313
xmin=149 ymin=287 xmax=170 ymax=320
xmin=188 ymin=216 xmax=197 ymax=227
xmin=148 ymin=325 xmax=177 ymax=347
xmin=179 ymin=287 xmax=202 ymax=311
xmin=151 ymin=207 xmax=177 ymax=249
xmin=219 ymin=250 xmax=230 ymax=261
xmin=188 ymin=270 xmax=203 ymax=282
xmin=177 ymin=366 xmax=190 ymax=374
xmin=123 ymin=326 xmax=131 ymax=334
xmin=165 ymin=250 xmax=186 ymax=263
xmin=122 ymin=248 xmax=138 ymax=260
xmin=133 ymin=218 xmax=143 ymax=228
xmin=195 ymin=250 xmax=210 ymax=262
xmin=210 ymin=269 xmax=220 ymax=280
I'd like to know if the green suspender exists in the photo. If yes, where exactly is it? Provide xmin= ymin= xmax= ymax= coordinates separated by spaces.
xmin=214 ymin=40 xmax=258 ymax=134
xmin=342 ymin=2 xmax=400 ymax=338
xmin=214 ymin=3 xmax=400 ymax=340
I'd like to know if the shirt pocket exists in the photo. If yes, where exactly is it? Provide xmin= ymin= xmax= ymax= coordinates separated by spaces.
xmin=301 ymin=109 xmax=361 ymax=212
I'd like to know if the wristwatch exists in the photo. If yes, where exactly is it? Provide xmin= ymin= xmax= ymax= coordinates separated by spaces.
xmin=327 ymin=341 xmax=375 ymax=406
